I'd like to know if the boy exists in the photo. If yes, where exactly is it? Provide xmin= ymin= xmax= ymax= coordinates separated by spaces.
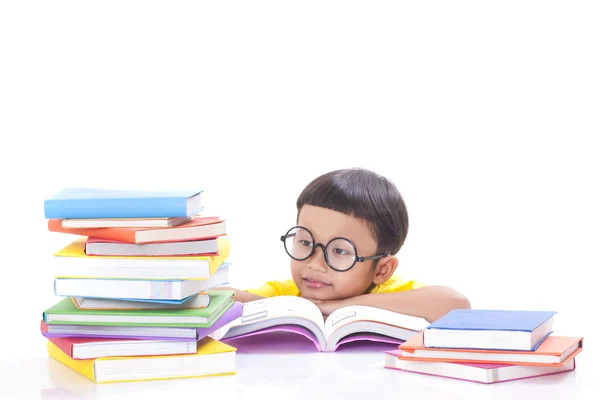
xmin=223 ymin=168 xmax=470 ymax=322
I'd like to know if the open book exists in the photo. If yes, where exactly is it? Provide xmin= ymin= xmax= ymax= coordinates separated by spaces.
xmin=213 ymin=296 xmax=429 ymax=352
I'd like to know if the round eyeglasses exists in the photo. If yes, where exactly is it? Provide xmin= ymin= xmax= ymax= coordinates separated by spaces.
xmin=280 ymin=226 xmax=390 ymax=272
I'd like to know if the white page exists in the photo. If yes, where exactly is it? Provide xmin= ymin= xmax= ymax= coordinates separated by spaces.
xmin=324 ymin=305 xmax=429 ymax=339
xmin=226 ymin=296 xmax=326 ymax=333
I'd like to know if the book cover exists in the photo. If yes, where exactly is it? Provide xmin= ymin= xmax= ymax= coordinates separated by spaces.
xmin=427 ymin=310 xmax=557 ymax=332
xmin=44 ymin=188 xmax=203 ymax=219
xmin=197 ymin=301 xmax=244 ymax=340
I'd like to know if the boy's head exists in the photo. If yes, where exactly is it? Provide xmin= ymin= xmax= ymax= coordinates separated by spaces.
xmin=283 ymin=168 xmax=409 ymax=301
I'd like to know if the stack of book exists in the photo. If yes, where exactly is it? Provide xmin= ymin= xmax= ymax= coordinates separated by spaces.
xmin=41 ymin=188 xmax=243 ymax=383
xmin=385 ymin=309 xmax=583 ymax=384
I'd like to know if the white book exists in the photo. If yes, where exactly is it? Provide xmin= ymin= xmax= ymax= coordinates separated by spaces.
xmin=85 ymin=237 xmax=219 ymax=256
xmin=52 ymin=237 xmax=229 ymax=280
xmin=44 ymin=324 xmax=199 ymax=340
xmin=54 ymin=264 xmax=229 ymax=300
xmin=55 ymin=337 xmax=199 ymax=359
xmin=71 ymin=293 xmax=211 ymax=310
xmin=61 ymin=215 xmax=194 ymax=229
xmin=215 ymin=296 xmax=429 ymax=352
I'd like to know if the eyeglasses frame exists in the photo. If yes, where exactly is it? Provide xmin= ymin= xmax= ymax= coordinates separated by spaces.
xmin=279 ymin=225 xmax=390 ymax=272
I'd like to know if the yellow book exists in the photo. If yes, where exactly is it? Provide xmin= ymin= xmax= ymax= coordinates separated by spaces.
xmin=52 ymin=236 xmax=230 ymax=280
xmin=47 ymin=337 xmax=237 ymax=383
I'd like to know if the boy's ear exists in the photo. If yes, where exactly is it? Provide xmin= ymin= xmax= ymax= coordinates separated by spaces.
xmin=372 ymin=255 xmax=398 ymax=285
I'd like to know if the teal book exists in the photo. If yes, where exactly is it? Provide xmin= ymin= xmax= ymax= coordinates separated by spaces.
xmin=42 ymin=290 xmax=234 ymax=328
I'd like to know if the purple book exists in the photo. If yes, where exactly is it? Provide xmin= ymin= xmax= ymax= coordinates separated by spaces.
xmin=40 ymin=301 xmax=244 ymax=341
xmin=221 ymin=324 xmax=404 ymax=352
xmin=197 ymin=301 xmax=243 ymax=339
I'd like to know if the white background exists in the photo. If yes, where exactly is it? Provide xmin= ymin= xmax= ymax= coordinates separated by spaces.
xmin=0 ymin=1 xmax=599 ymax=362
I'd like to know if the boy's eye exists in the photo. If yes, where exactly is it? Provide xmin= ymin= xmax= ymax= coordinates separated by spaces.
xmin=299 ymin=239 xmax=313 ymax=247
xmin=332 ymin=247 xmax=351 ymax=256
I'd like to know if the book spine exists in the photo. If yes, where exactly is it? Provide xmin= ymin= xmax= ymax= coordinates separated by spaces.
xmin=47 ymin=342 xmax=97 ymax=382
xmin=48 ymin=220 xmax=137 ymax=243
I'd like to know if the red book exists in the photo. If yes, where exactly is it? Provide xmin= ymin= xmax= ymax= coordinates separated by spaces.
xmin=48 ymin=217 xmax=226 ymax=244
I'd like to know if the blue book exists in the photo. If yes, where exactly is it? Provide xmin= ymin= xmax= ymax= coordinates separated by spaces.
xmin=44 ymin=188 xmax=203 ymax=219
xmin=424 ymin=309 xmax=556 ymax=351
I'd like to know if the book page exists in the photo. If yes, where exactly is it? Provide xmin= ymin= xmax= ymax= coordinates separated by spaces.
xmin=228 ymin=296 xmax=325 ymax=333
xmin=324 ymin=305 xmax=429 ymax=339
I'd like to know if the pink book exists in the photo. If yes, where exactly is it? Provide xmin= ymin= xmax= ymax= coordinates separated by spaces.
xmin=46 ymin=336 xmax=198 ymax=359
xmin=384 ymin=350 xmax=576 ymax=384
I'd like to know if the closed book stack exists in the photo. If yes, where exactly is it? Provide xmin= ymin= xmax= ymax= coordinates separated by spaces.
xmin=385 ymin=309 xmax=583 ymax=384
xmin=41 ymin=188 xmax=242 ymax=383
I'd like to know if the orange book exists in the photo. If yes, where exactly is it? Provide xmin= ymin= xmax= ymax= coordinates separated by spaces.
xmin=397 ymin=332 xmax=582 ymax=367
xmin=48 ymin=217 xmax=225 ymax=244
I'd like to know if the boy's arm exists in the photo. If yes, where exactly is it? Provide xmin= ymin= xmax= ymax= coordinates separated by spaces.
xmin=214 ymin=286 xmax=265 ymax=303
xmin=311 ymin=286 xmax=471 ymax=323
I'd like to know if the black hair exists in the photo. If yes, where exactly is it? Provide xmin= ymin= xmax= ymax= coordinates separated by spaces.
xmin=296 ymin=168 xmax=409 ymax=255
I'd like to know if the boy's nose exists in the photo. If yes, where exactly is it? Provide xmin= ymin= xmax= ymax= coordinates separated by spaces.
xmin=306 ymin=245 xmax=328 ymax=272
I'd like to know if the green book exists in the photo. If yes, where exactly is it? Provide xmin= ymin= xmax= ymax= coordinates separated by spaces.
xmin=42 ymin=290 xmax=234 ymax=328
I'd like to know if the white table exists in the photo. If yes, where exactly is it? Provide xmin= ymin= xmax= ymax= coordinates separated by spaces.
xmin=1 ymin=332 xmax=597 ymax=400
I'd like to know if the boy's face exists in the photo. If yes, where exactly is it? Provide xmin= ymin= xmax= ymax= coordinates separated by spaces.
xmin=290 ymin=205 xmax=379 ymax=301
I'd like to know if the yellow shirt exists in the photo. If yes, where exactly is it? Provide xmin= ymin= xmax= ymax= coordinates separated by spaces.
xmin=246 ymin=275 xmax=425 ymax=298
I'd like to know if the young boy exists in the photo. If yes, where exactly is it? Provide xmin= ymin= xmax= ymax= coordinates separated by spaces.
xmin=223 ymin=168 xmax=470 ymax=323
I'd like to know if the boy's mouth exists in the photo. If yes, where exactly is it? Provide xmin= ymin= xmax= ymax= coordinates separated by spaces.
xmin=302 ymin=277 xmax=331 ymax=289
